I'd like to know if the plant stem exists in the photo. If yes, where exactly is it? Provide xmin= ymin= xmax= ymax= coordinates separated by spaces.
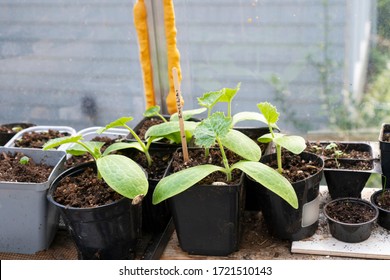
xmin=158 ymin=113 xmax=168 ymax=123
xmin=124 ymin=124 xmax=152 ymax=166
xmin=276 ymin=144 xmax=283 ymax=174
xmin=217 ymin=138 xmax=231 ymax=181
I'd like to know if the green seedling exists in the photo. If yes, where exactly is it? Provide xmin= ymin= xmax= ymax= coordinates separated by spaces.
xmin=97 ymin=116 xmax=157 ymax=167
xmin=152 ymin=111 xmax=298 ymax=209
xmin=12 ymin=126 xmax=24 ymax=133
xmin=143 ymin=105 xmax=169 ymax=123
xmin=325 ymin=142 xmax=343 ymax=168
xmin=19 ymin=156 xmax=30 ymax=165
xmin=43 ymin=134 xmax=148 ymax=200
xmin=257 ymin=102 xmax=307 ymax=174
xmin=197 ymin=82 xmax=270 ymax=128
xmin=143 ymin=106 xmax=206 ymax=145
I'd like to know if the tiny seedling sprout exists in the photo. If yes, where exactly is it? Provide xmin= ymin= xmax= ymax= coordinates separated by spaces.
xmin=325 ymin=142 xmax=343 ymax=168
xmin=19 ymin=156 xmax=30 ymax=165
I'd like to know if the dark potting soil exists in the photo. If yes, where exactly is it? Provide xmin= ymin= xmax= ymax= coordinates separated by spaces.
xmin=305 ymin=141 xmax=372 ymax=159
xmin=0 ymin=152 xmax=53 ymax=183
xmin=383 ymin=132 xmax=390 ymax=142
xmin=324 ymin=159 xmax=373 ymax=170
xmin=374 ymin=189 xmax=390 ymax=211
xmin=264 ymin=152 xmax=322 ymax=183
xmin=15 ymin=129 xmax=70 ymax=149
xmin=135 ymin=118 xmax=165 ymax=141
xmin=127 ymin=150 xmax=173 ymax=181
xmin=0 ymin=123 xmax=32 ymax=133
xmin=325 ymin=199 xmax=377 ymax=223
xmin=170 ymin=148 xmax=242 ymax=185
xmin=53 ymin=167 xmax=123 ymax=208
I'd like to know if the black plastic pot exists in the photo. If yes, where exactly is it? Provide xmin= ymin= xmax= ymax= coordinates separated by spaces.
xmin=0 ymin=122 xmax=35 ymax=146
xmin=370 ymin=189 xmax=390 ymax=230
xmin=306 ymin=141 xmax=379 ymax=199
xmin=324 ymin=159 xmax=375 ymax=199
xmin=379 ymin=124 xmax=390 ymax=189
xmin=323 ymin=197 xmax=378 ymax=243
xmin=47 ymin=162 xmax=141 ymax=260
xmin=257 ymin=152 xmax=324 ymax=241
xmin=122 ymin=146 xmax=175 ymax=234
xmin=166 ymin=157 xmax=245 ymax=256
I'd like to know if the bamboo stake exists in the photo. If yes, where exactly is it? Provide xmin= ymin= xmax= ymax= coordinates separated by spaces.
xmin=172 ymin=67 xmax=189 ymax=162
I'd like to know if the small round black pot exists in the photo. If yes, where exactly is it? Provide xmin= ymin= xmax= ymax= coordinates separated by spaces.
xmin=47 ymin=162 xmax=141 ymax=260
xmin=370 ymin=189 xmax=390 ymax=230
xmin=256 ymin=152 xmax=324 ymax=241
xmin=0 ymin=122 xmax=35 ymax=146
xmin=323 ymin=197 xmax=378 ymax=243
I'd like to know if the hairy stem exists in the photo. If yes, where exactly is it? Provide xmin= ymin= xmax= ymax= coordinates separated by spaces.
xmin=217 ymin=137 xmax=231 ymax=181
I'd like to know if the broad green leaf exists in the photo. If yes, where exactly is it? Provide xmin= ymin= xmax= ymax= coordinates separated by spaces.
xmin=257 ymin=102 xmax=279 ymax=125
xmin=143 ymin=105 xmax=161 ymax=117
xmin=67 ymin=141 xmax=105 ymax=158
xmin=97 ymin=155 xmax=148 ymax=199
xmin=274 ymin=135 xmax=307 ymax=154
xmin=97 ymin=116 xmax=133 ymax=134
xmin=257 ymin=133 xmax=277 ymax=143
xmin=152 ymin=165 xmax=225 ymax=204
xmin=194 ymin=112 xmax=232 ymax=148
xmin=221 ymin=129 xmax=261 ymax=161
xmin=102 ymin=142 xmax=144 ymax=156
xmin=145 ymin=121 xmax=198 ymax=139
xmin=218 ymin=82 xmax=241 ymax=103
xmin=43 ymin=135 xmax=83 ymax=150
xmin=232 ymin=111 xmax=268 ymax=126
xmin=197 ymin=91 xmax=224 ymax=109
xmin=231 ymin=161 xmax=298 ymax=209
xmin=170 ymin=107 xmax=206 ymax=121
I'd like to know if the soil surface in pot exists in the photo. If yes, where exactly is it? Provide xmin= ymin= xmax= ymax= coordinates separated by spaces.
xmin=263 ymin=152 xmax=322 ymax=183
xmin=0 ymin=123 xmax=33 ymax=134
xmin=324 ymin=159 xmax=373 ymax=170
xmin=326 ymin=199 xmax=377 ymax=223
xmin=382 ymin=132 xmax=390 ymax=142
xmin=53 ymin=167 xmax=123 ymax=208
xmin=0 ymin=152 xmax=53 ymax=183
xmin=65 ymin=136 xmax=122 ymax=168
xmin=373 ymin=190 xmax=390 ymax=211
xmin=305 ymin=141 xmax=372 ymax=159
xmin=135 ymin=117 xmax=164 ymax=141
xmin=15 ymin=130 xmax=70 ymax=149
xmin=127 ymin=150 xmax=173 ymax=181
xmin=171 ymin=149 xmax=242 ymax=185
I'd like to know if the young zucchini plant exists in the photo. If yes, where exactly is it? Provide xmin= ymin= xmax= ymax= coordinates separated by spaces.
xmin=43 ymin=134 xmax=148 ymax=200
xmin=257 ymin=102 xmax=307 ymax=174
xmin=142 ymin=105 xmax=206 ymax=145
xmin=152 ymin=111 xmax=298 ymax=209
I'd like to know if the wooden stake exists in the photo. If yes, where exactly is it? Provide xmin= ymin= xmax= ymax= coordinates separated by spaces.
xmin=172 ymin=67 xmax=189 ymax=162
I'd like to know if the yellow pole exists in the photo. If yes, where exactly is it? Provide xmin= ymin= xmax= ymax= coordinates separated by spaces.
xmin=163 ymin=0 xmax=182 ymax=114
xmin=133 ymin=0 xmax=156 ymax=109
